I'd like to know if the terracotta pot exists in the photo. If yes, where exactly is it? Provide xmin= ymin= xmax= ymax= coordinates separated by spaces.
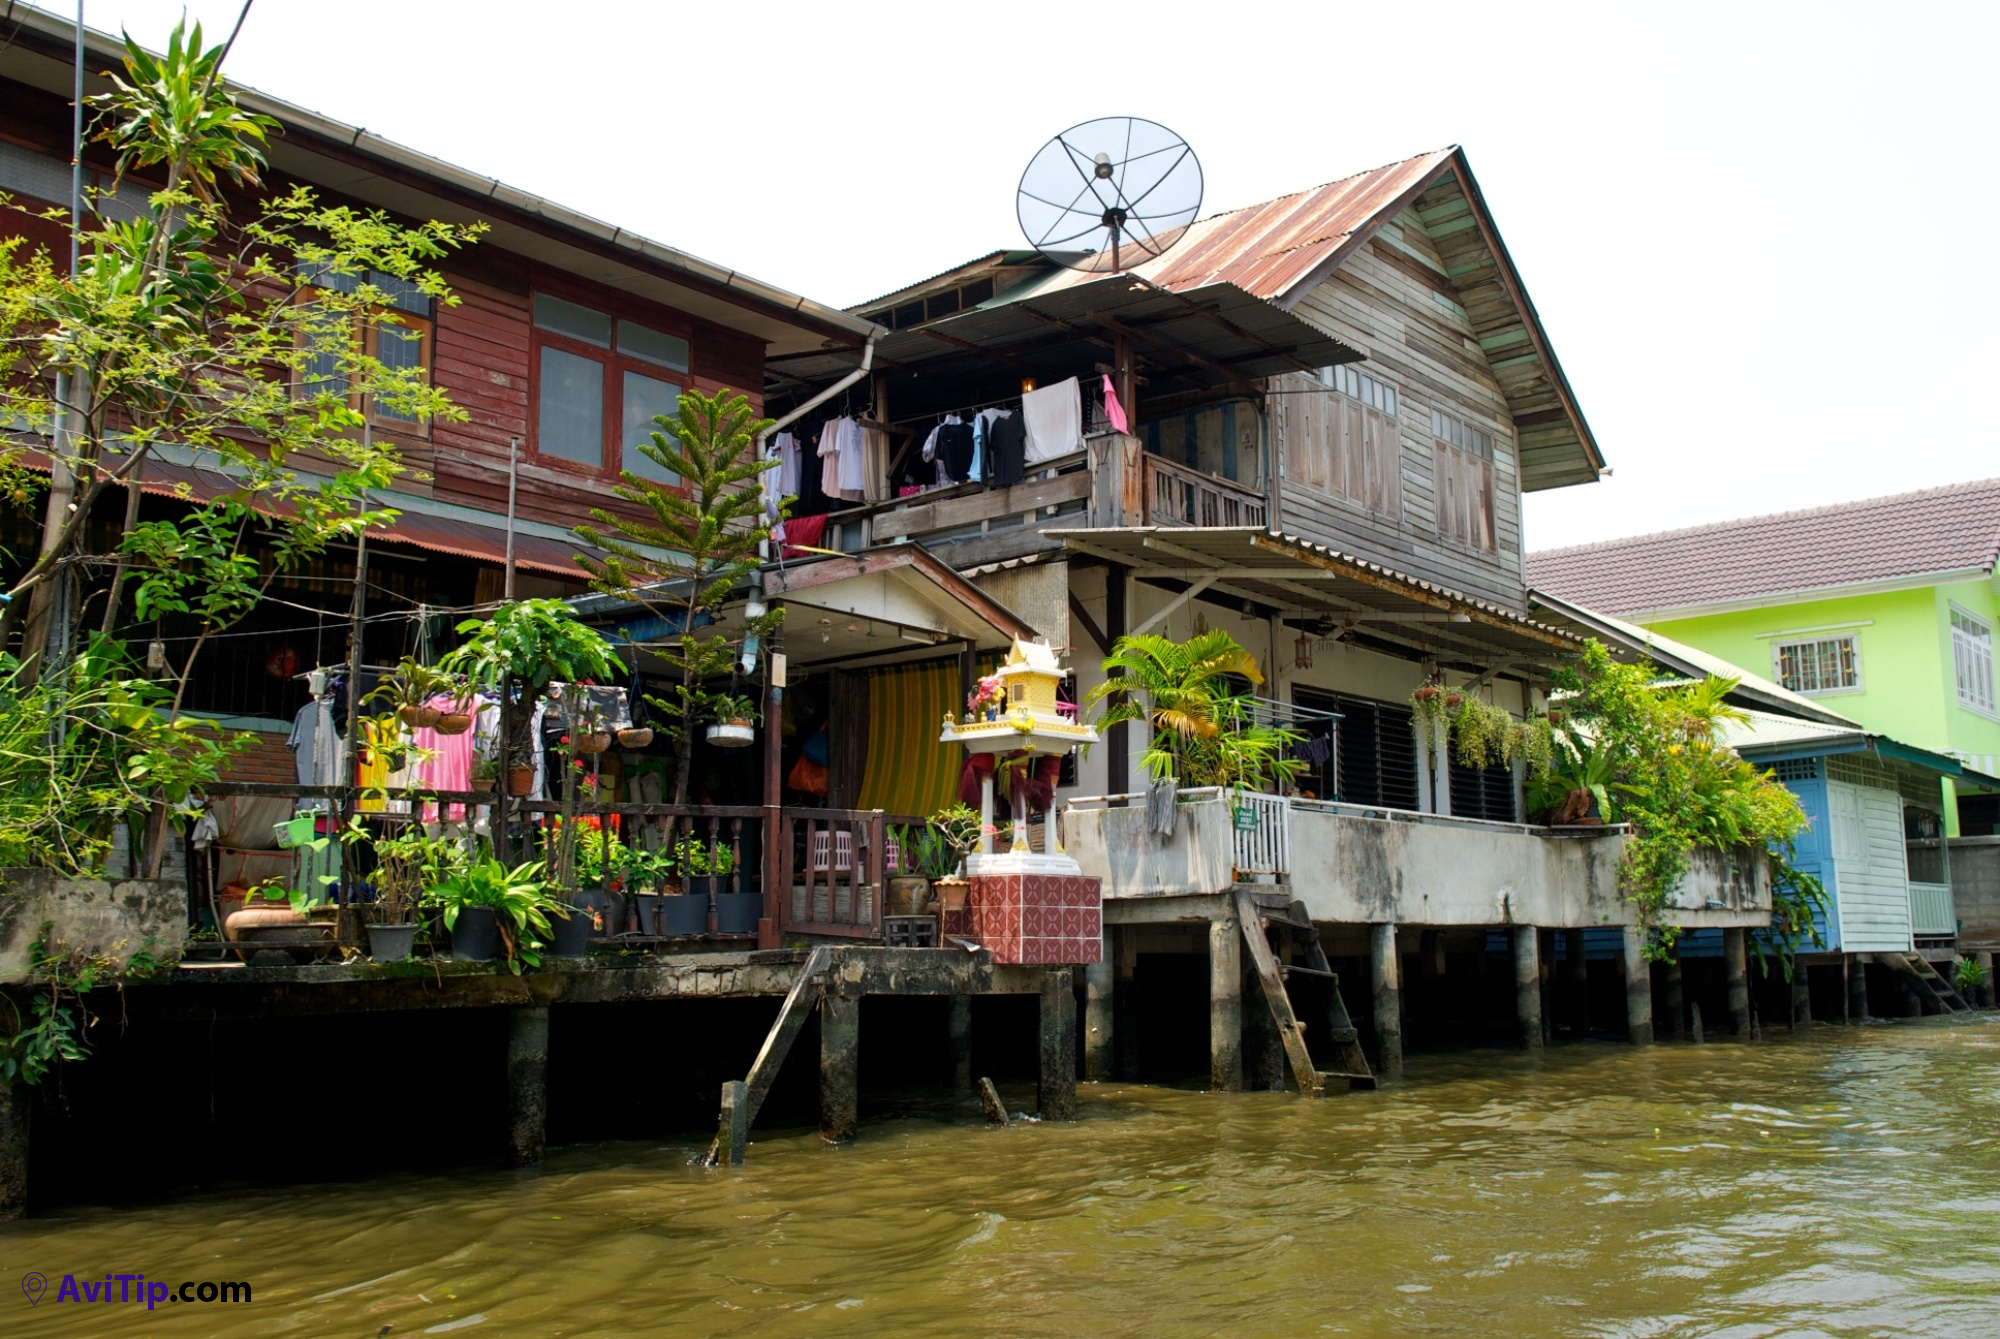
xmin=617 ymin=727 xmax=654 ymax=748
xmin=576 ymin=732 xmax=613 ymax=755
xmin=433 ymin=711 xmax=473 ymax=736
xmin=400 ymin=704 xmax=442 ymax=728
xmin=934 ymin=877 xmax=970 ymax=913
xmin=1413 ymin=684 xmax=1439 ymax=702
xmin=1444 ymin=693 xmax=1464 ymax=710
xmin=507 ymin=765 xmax=535 ymax=797
xmin=887 ymin=875 xmax=931 ymax=918
xmin=472 ymin=775 xmax=496 ymax=794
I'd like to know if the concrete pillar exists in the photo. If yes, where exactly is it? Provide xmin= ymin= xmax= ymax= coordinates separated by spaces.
xmin=1565 ymin=929 xmax=1589 ymax=1037
xmin=1662 ymin=957 xmax=1685 ymax=1040
xmin=1084 ymin=954 xmax=1114 ymax=1082
xmin=1979 ymin=952 xmax=1996 ymax=1010
xmin=948 ymin=994 xmax=973 ymax=1090
xmin=1511 ymin=925 xmax=1544 ymax=1050
xmin=1114 ymin=928 xmax=1139 ymax=1080
xmin=1723 ymin=928 xmax=1751 ymax=1037
xmin=0 ymin=1080 xmax=26 ymax=1221
xmin=1791 ymin=963 xmax=1813 ymax=1027
xmin=1370 ymin=922 xmax=1404 ymax=1079
xmin=505 ymin=1005 xmax=549 ymax=1166
xmin=1622 ymin=927 xmax=1654 ymax=1046
xmin=1209 ymin=916 xmax=1243 ymax=1093
xmin=1039 ymin=967 xmax=1077 ymax=1121
xmin=714 ymin=1080 xmax=748 ymax=1167
xmin=820 ymin=993 xmax=860 ymax=1144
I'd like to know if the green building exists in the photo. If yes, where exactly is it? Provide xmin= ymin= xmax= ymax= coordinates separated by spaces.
xmin=1528 ymin=479 xmax=2000 ymax=835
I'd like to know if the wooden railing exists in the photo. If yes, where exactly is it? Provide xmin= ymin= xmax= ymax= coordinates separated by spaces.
xmin=1143 ymin=454 xmax=1268 ymax=529
xmin=776 ymin=808 xmax=888 ymax=938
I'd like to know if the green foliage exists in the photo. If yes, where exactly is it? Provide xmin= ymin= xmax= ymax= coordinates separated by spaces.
xmin=1954 ymin=954 xmax=1990 ymax=994
xmin=361 ymin=820 xmax=465 ymax=924
xmin=0 ymin=639 xmax=240 ymax=873
xmin=424 ymin=858 xmax=556 ymax=974
xmin=925 ymin=803 xmax=982 ymax=874
xmin=618 ymin=843 xmax=676 ymax=893
xmin=1085 ymin=631 xmax=1303 ymax=791
xmin=574 ymin=389 xmax=784 ymax=804
xmin=443 ymin=599 xmax=622 ymax=697
xmin=0 ymin=925 xmax=163 ymax=1086
xmin=1549 ymin=641 xmax=1826 ymax=961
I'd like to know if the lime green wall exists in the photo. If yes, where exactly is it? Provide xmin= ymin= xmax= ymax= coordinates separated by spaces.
xmin=1643 ymin=577 xmax=2000 ymax=835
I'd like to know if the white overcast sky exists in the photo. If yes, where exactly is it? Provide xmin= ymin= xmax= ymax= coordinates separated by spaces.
xmin=22 ymin=1 xmax=1999 ymax=551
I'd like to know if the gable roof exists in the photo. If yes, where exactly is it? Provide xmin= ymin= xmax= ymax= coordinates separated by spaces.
xmin=1528 ymin=478 xmax=2000 ymax=617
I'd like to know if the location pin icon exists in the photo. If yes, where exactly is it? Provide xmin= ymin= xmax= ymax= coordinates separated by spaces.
xmin=21 ymin=1271 xmax=48 ymax=1306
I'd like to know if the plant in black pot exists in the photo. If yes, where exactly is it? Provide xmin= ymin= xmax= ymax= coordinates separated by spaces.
xmin=363 ymin=822 xmax=463 ymax=962
xmin=662 ymin=836 xmax=714 ymax=936
xmin=425 ymin=857 xmax=556 ymax=973
xmin=710 ymin=842 xmax=762 ymax=935
xmin=620 ymin=844 xmax=675 ymax=936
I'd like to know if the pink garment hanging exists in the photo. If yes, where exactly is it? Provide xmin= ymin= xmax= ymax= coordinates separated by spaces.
xmin=414 ymin=694 xmax=476 ymax=821
xmin=1102 ymin=374 xmax=1129 ymax=435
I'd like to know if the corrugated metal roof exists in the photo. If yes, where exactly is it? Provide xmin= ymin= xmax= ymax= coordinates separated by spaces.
xmin=1528 ymin=478 xmax=2000 ymax=617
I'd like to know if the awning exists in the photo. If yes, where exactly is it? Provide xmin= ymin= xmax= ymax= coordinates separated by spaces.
xmin=1047 ymin=526 xmax=1580 ymax=666
xmin=1720 ymin=710 xmax=2000 ymax=795
xmin=765 ymin=544 xmax=1038 ymax=665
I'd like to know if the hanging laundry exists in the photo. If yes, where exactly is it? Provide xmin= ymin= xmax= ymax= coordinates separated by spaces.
xmin=779 ymin=511 xmax=828 ymax=559
xmin=1101 ymin=373 xmax=1130 ymax=435
xmin=986 ymin=409 xmax=1027 ymax=487
xmin=819 ymin=415 xmax=866 ymax=501
xmin=772 ymin=430 xmax=803 ymax=498
xmin=1023 ymin=375 xmax=1083 ymax=462
xmin=861 ymin=423 xmax=891 ymax=502
xmin=931 ymin=416 xmax=974 ymax=484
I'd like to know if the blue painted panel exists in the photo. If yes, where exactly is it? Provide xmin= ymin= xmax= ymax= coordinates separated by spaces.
xmin=1780 ymin=773 xmax=1839 ymax=950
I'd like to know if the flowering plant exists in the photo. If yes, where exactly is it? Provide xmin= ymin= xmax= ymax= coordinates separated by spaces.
xmin=967 ymin=675 xmax=1005 ymax=714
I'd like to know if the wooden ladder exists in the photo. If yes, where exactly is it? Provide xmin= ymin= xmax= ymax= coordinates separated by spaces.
xmin=1234 ymin=887 xmax=1376 ymax=1096
xmin=707 ymin=945 xmax=833 ymax=1165
xmin=1878 ymin=952 xmax=1973 ymax=1014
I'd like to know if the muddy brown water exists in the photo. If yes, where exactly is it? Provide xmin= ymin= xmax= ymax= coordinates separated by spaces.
xmin=5 ymin=1017 xmax=2000 ymax=1337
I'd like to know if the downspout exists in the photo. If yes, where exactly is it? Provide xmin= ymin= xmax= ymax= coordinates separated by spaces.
xmin=754 ymin=327 xmax=881 ymax=570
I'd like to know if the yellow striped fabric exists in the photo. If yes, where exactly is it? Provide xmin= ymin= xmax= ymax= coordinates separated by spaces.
xmin=855 ymin=658 xmax=958 ymax=819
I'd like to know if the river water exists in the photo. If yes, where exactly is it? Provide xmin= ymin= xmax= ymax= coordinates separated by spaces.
xmin=6 ymin=1015 xmax=1999 ymax=1337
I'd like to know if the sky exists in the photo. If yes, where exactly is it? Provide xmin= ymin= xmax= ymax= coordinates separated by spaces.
xmin=17 ymin=0 xmax=1999 ymax=552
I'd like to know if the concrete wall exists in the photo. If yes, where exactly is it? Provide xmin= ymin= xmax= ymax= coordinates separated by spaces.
xmin=1067 ymin=794 xmax=1773 ymax=931
xmin=1948 ymin=836 xmax=2000 ymax=945
xmin=0 ymin=871 xmax=187 ymax=984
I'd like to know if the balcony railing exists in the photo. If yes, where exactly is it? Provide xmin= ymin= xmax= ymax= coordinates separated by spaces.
xmin=1142 ymin=455 xmax=1268 ymax=529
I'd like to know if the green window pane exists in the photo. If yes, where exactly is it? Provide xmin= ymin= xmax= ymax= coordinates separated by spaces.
xmin=534 ymin=293 xmax=612 ymax=347
xmin=623 ymin=371 xmax=681 ymax=483
xmin=538 ymin=346 xmax=604 ymax=466
xmin=618 ymin=320 xmax=690 ymax=372
xmin=374 ymin=322 xmax=422 ymax=423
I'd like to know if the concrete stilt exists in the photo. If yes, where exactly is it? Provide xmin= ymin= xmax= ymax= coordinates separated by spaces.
xmin=819 ymin=993 xmax=860 ymax=1144
xmin=1538 ymin=930 xmax=1555 ymax=1046
xmin=1566 ymin=928 xmax=1589 ymax=1037
xmin=1689 ymin=1001 xmax=1706 ymax=1043
xmin=1979 ymin=951 xmax=1996 ymax=1010
xmin=1791 ymin=963 xmax=1813 ymax=1027
xmin=1038 ymin=967 xmax=1077 ymax=1120
xmin=505 ymin=1005 xmax=549 ymax=1165
xmin=1723 ymin=928 xmax=1751 ymax=1037
xmin=1209 ymin=917 xmax=1244 ymax=1093
xmin=1370 ymin=922 xmax=1404 ymax=1079
xmin=948 ymin=994 xmax=973 ymax=1090
xmin=1622 ymin=927 xmax=1654 ymax=1046
xmin=1083 ymin=956 xmax=1114 ymax=1082
xmin=1663 ymin=958 xmax=1685 ymax=1040
xmin=714 ymin=1080 xmax=749 ymax=1167
xmin=0 ymin=1080 xmax=26 ymax=1221
xmin=1511 ymin=925 xmax=1544 ymax=1050
xmin=1114 ymin=928 xmax=1139 ymax=1080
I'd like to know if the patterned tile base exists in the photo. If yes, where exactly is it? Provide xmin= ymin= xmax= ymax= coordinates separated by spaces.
xmin=966 ymin=873 xmax=1102 ymax=965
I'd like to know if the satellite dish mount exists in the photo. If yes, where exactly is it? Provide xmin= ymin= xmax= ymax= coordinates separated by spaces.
xmin=1017 ymin=117 xmax=1204 ymax=275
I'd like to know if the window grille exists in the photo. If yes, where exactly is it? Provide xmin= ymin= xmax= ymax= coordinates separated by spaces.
xmin=1773 ymin=634 xmax=1859 ymax=694
xmin=1952 ymin=607 xmax=1995 ymax=714
xmin=1771 ymin=757 xmax=1821 ymax=782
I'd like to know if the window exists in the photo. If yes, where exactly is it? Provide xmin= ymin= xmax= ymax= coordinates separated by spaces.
xmin=1447 ymin=753 xmax=1518 ymax=823
xmin=1774 ymin=634 xmax=1860 ymax=694
xmin=1320 ymin=363 xmax=1398 ymax=416
xmin=297 ymin=265 xmax=435 ymax=431
xmin=1295 ymin=688 xmax=1420 ymax=810
xmin=1430 ymin=409 xmax=1495 ymax=551
xmin=1952 ymin=607 xmax=1995 ymax=714
xmin=532 ymin=293 xmax=690 ymax=480
xmin=1278 ymin=373 xmax=1401 ymax=518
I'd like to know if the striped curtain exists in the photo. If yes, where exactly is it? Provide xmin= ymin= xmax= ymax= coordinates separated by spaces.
xmin=855 ymin=659 xmax=958 ymax=819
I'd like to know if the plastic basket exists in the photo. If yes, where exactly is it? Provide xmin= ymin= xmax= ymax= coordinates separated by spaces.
xmin=274 ymin=814 xmax=316 ymax=849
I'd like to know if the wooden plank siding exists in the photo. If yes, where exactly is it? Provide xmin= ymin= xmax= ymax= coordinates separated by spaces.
xmin=1275 ymin=203 xmax=1528 ymax=610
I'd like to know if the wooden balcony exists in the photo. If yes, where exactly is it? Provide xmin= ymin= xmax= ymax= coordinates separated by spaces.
xmin=1141 ymin=454 xmax=1268 ymax=529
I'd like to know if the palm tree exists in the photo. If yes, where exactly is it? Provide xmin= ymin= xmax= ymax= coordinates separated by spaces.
xmin=1085 ymin=631 xmax=1301 ymax=789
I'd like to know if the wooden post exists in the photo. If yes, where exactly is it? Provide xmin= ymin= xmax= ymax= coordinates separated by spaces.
xmin=1724 ymin=928 xmax=1751 ymax=1037
xmin=0 ymin=1080 xmax=26 ymax=1221
xmin=1209 ymin=915 xmax=1244 ymax=1093
xmin=820 ymin=992 xmax=860 ymax=1144
xmin=1083 ymin=954 xmax=1114 ymax=1082
xmin=506 ymin=1005 xmax=550 ymax=1166
xmin=1791 ymin=961 xmax=1813 ymax=1027
xmin=978 ymin=1077 xmax=1010 ymax=1126
xmin=759 ymin=655 xmax=783 ymax=950
xmin=1039 ymin=967 xmax=1078 ymax=1121
xmin=1370 ymin=922 xmax=1404 ymax=1078
xmin=1622 ymin=927 xmax=1654 ymax=1046
xmin=1114 ymin=924 xmax=1139 ymax=1080
xmin=1566 ymin=928 xmax=1589 ymax=1038
xmin=714 ymin=1080 xmax=749 ymax=1167
xmin=948 ymin=993 xmax=973 ymax=1091
xmin=1511 ymin=925 xmax=1543 ymax=1051
xmin=1663 ymin=956 xmax=1685 ymax=1040
xmin=1979 ymin=952 xmax=1996 ymax=1010
xmin=1104 ymin=568 xmax=1129 ymax=796
xmin=1245 ymin=966 xmax=1288 ymax=1091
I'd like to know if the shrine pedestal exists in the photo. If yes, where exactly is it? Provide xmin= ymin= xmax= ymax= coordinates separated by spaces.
xmin=966 ymin=871 xmax=1103 ymax=965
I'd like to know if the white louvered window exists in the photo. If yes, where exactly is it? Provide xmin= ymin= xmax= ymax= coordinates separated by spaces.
xmin=1320 ymin=363 xmax=1398 ymax=416
xmin=1774 ymin=634 xmax=1860 ymax=695
xmin=1952 ymin=608 xmax=1995 ymax=715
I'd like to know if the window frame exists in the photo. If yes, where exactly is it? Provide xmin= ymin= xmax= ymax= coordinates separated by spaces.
xmin=293 ymin=274 xmax=437 ymax=439
xmin=528 ymin=287 xmax=692 ymax=482
xmin=1950 ymin=604 xmax=1997 ymax=717
xmin=1429 ymin=408 xmax=1497 ymax=553
xmin=1772 ymin=632 xmax=1863 ymax=696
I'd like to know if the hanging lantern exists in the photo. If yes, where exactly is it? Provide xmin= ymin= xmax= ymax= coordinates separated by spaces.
xmin=1294 ymin=633 xmax=1313 ymax=670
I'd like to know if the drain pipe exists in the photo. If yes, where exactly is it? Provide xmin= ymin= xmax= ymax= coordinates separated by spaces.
xmin=755 ymin=330 xmax=880 ymax=564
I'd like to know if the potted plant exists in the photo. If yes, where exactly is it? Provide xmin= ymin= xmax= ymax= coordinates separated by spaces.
xmin=925 ymin=803 xmax=981 ymax=912
xmin=886 ymin=823 xmax=933 ymax=917
xmin=433 ymin=673 xmax=476 ymax=737
xmin=1529 ymin=736 xmax=1615 ymax=826
xmin=424 ymin=857 xmax=556 ymax=973
xmin=569 ymin=699 xmax=614 ymax=755
xmin=704 ymin=693 xmax=758 ymax=748
xmin=620 ymin=844 xmax=675 ymax=935
xmin=371 ymin=656 xmax=450 ymax=730
xmin=617 ymin=721 xmax=654 ymax=749
xmin=470 ymin=755 xmax=499 ymax=794
xmin=663 ymin=835 xmax=714 ymax=933
xmin=711 ymin=843 xmax=763 ymax=935
xmin=363 ymin=822 xmax=461 ymax=961
xmin=552 ymin=820 xmax=626 ymax=945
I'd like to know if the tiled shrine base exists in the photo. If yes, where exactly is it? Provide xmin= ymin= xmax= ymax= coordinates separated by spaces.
xmin=962 ymin=873 xmax=1103 ymax=965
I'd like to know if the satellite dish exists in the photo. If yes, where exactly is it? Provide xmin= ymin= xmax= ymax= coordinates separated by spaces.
xmin=1017 ymin=117 xmax=1203 ymax=274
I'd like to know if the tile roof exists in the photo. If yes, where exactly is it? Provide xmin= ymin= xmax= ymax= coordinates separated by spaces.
xmin=1527 ymin=478 xmax=2000 ymax=615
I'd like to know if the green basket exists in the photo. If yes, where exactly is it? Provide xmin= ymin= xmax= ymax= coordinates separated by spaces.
xmin=274 ymin=814 xmax=316 ymax=849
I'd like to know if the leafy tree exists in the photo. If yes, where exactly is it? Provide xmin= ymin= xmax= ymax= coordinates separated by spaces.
xmin=574 ymin=389 xmax=783 ymax=805
xmin=1084 ymin=630 xmax=1302 ymax=791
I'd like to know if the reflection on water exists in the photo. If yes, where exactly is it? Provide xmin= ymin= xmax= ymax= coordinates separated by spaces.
xmin=5 ymin=1017 xmax=2000 ymax=1337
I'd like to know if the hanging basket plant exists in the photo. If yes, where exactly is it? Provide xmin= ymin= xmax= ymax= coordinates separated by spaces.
xmin=1409 ymin=676 xmax=1450 ymax=755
